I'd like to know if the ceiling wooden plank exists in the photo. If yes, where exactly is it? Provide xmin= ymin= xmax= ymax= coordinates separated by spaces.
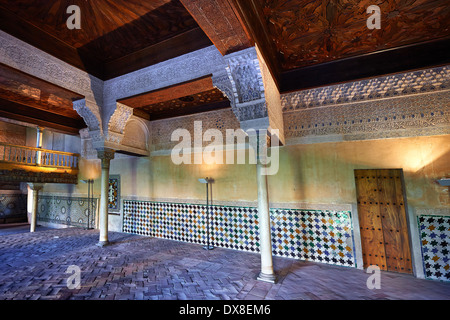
xmin=0 ymin=0 xmax=210 ymax=80
xmin=148 ymin=100 xmax=230 ymax=121
xmin=260 ymin=0 xmax=450 ymax=72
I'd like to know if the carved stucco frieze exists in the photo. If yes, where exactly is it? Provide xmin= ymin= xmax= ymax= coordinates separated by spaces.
xmin=283 ymin=89 xmax=450 ymax=144
xmin=282 ymin=65 xmax=450 ymax=111
xmin=282 ymin=65 xmax=450 ymax=143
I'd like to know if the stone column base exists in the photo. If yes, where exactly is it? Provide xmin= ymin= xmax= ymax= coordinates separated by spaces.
xmin=257 ymin=272 xmax=277 ymax=284
xmin=97 ymin=241 xmax=110 ymax=247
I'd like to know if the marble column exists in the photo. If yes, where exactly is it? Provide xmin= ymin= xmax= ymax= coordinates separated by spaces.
xmin=254 ymin=131 xmax=276 ymax=283
xmin=28 ymin=183 xmax=44 ymax=233
xmin=96 ymin=148 xmax=115 ymax=246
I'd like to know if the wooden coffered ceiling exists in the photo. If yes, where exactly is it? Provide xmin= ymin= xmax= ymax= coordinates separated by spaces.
xmin=119 ymin=76 xmax=230 ymax=121
xmin=0 ymin=0 xmax=213 ymax=80
xmin=0 ymin=0 xmax=449 ymax=126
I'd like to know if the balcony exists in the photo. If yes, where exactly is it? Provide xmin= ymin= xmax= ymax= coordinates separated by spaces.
xmin=0 ymin=143 xmax=80 ymax=184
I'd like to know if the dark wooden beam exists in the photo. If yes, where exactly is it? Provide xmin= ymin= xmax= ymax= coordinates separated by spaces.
xmin=229 ymin=0 xmax=282 ymax=90
xmin=0 ymin=98 xmax=85 ymax=135
xmin=0 ymin=63 xmax=84 ymax=119
xmin=280 ymin=37 xmax=450 ymax=93
xmin=180 ymin=0 xmax=253 ymax=56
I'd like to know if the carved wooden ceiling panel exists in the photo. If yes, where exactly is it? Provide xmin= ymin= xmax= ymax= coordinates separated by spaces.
xmin=134 ymin=88 xmax=230 ymax=121
xmin=259 ymin=0 xmax=450 ymax=70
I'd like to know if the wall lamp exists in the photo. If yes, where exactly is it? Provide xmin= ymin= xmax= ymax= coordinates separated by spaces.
xmin=436 ymin=179 xmax=450 ymax=187
xmin=199 ymin=177 xmax=215 ymax=251
xmin=81 ymin=179 xmax=94 ymax=229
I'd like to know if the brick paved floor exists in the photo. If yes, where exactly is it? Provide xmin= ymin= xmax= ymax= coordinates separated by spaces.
xmin=0 ymin=225 xmax=449 ymax=300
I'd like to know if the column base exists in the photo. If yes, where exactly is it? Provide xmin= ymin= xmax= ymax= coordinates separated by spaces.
xmin=257 ymin=272 xmax=277 ymax=284
xmin=203 ymin=245 xmax=214 ymax=250
xmin=97 ymin=241 xmax=110 ymax=247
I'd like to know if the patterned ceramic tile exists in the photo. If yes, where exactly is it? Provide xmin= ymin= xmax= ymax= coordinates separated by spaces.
xmin=418 ymin=215 xmax=450 ymax=282
xmin=0 ymin=194 xmax=26 ymax=222
xmin=270 ymin=209 xmax=355 ymax=267
xmin=37 ymin=196 xmax=97 ymax=228
xmin=123 ymin=200 xmax=356 ymax=268
xmin=210 ymin=206 xmax=260 ymax=253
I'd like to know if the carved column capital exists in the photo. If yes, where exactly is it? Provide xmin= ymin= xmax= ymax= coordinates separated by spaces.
xmin=96 ymin=148 xmax=115 ymax=169
xmin=213 ymin=47 xmax=269 ymax=124
xmin=224 ymin=47 xmax=265 ymax=104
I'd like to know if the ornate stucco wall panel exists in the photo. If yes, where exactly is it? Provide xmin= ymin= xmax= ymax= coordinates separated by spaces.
xmin=151 ymin=109 xmax=240 ymax=154
xmin=282 ymin=66 xmax=450 ymax=144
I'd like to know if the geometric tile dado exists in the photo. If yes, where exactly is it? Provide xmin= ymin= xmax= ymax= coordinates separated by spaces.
xmin=417 ymin=215 xmax=450 ymax=282
xmin=123 ymin=200 xmax=356 ymax=269
xmin=271 ymin=209 xmax=355 ymax=267
xmin=37 ymin=195 xmax=97 ymax=229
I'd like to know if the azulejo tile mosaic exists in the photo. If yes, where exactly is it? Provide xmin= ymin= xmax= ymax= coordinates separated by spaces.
xmin=418 ymin=215 xmax=450 ymax=282
xmin=211 ymin=206 xmax=260 ymax=253
xmin=37 ymin=196 xmax=97 ymax=228
xmin=123 ymin=200 xmax=356 ymax=268
xmin=271 ymin=209 xmax=355 ymax=267
xmin=0 ymin=194 xmax=27 ymax=222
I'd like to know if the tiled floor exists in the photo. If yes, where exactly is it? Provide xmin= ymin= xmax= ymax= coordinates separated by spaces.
xmin=0 ymin=224 xmax=449 ymax=300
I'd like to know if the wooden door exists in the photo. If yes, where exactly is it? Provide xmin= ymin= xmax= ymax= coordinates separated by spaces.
xmin=355 ymin=169 xmax=413 ymax=274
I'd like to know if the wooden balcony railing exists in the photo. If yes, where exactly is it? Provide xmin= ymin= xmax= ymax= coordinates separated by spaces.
xmin=0 ymin=143 xmax=79 ymax=170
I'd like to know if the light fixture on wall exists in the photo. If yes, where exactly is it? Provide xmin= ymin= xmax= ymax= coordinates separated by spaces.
xmin=82 ymin=179 xmax=94 ymax=230
xmin=199 ymin=177 xmax=215 ymax=251
xmin=437 ymin=178 xmax=450 ymax=187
